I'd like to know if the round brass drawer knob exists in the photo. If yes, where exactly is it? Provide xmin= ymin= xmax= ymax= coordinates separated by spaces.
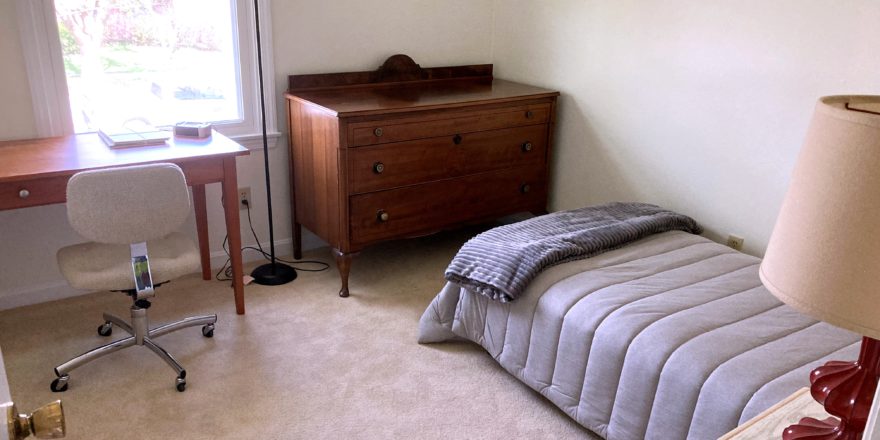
xmin=19 ymin=189 xmax=30 ymax=199
xmin=522 ymin=142 xmax=533 ymax=152
xmin=373 ymin=162 xmax=385 ymax=174
xmin=520 ymin=184 xmax=531 ymax=194
xmin=377 ymin=210 xmax=390 ymax=222
xmin=525 ymin=110 xmax=534 ymax=119
xmin=374 ymin=127 xmax=384 ymax=137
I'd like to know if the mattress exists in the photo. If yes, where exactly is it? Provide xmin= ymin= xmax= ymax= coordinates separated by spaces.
xmin=419 ymin=231 xmax=860 ymax=439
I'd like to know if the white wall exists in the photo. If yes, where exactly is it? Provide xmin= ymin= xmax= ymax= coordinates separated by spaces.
xmin=491 ymin=0 xmax=880 ymax=255
xmin=0 ymin=0 xmax=494 ymax=308
xmin=0 ymin=0 xmax=36 ymax=139
xmin=7 ymin=0 xmax=875 ymax=308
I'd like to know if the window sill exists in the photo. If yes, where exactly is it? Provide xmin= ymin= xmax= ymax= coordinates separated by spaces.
xmin=230 ymin=131 xmax=283 ymax=151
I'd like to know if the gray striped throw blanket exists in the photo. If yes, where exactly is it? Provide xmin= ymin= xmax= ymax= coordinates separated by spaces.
xmin=445 ymin=202 xmax=702 ymax=302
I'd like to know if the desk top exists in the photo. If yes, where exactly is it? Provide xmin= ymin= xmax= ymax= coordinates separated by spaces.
xmin=0 ymin=131 xmax=249 ymax=183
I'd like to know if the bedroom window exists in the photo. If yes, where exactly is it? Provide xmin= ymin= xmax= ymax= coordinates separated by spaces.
xmin=15 ymin=0 xmax=278 ymax=148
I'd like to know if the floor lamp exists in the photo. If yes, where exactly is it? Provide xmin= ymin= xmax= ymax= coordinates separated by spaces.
xmin=249 ymin=0 xmax=297 ymax=285
xmin=760 ymin=95 xmax=880 ymax=439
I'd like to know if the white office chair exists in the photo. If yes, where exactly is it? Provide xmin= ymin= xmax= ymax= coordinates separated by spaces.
xmin=51 ymin=163 xmax=216 ymax=393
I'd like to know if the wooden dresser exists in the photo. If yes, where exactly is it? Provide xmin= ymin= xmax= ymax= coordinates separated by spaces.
xmin=285 ymin=55 xmax=559 ymax=297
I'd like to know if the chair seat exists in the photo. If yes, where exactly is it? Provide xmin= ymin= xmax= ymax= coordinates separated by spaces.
xmin=57 ymin=232 xmax=201 ymax=291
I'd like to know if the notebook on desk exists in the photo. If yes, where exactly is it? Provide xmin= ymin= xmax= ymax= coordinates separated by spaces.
xmin=98 ymin=125 xmax=170 ymax=148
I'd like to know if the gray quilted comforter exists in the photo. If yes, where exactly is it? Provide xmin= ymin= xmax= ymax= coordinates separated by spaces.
xmin=445 ymin=202 xmax=701 ymax=303
xmin=419 ymin=231 xmax=860 ymax=439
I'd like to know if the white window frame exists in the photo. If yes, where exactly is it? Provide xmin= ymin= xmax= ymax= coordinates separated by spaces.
xmin=14 ymin=0 xmax=279 ymax=150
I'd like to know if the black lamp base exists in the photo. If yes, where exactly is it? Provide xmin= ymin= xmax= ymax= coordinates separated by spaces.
xmin=250 ymin=262 xmax=297 ymax=285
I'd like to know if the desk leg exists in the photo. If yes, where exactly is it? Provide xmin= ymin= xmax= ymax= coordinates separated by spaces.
xmin=221 ymin=157 xmax=245 ymax=315
xmin=192 ymin=184 xmax=211 ymax=280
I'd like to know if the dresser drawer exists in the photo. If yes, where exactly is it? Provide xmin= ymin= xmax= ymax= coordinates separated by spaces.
xmin=349 ymin=124 xmax=548 ymax=194
xmin=350 ymin=103 xmax=551 ymax=147
xmin=349 ymin=166 xmax=546 ymax=246
xmin=0 ymin=176 xmax=69 ymax=210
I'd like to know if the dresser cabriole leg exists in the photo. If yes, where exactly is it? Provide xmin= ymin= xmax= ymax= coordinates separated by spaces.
xmin=293 ymin=221 xmax=303 ymax=260
xmin=333 ymin=249 xmax=353 ymax=297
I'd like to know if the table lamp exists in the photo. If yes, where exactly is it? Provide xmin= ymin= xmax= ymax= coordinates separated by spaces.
xmin=760 ymin=95 xmax=880 ymax=439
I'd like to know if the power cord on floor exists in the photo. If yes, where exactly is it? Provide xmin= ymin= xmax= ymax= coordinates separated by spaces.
xmin=215 ymin=199 xmax=329 ymax=282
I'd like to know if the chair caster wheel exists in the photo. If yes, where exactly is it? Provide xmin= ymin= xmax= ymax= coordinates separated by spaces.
xmin=97 ymin=322 xmax=112 ymax=337
xmin=201 ymin=324 xmax=214 ymax=338
xmin=176 ymin=376 xmax=186 ymax=392
xmin=50 ymin=375 xmax=69 ymax=393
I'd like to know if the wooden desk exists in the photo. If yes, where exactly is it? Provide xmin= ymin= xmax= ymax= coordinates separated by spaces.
xmin=0 ymin=132 xmax=250 ymax=314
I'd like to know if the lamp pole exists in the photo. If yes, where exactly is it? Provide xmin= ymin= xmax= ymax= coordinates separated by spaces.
xmin=249 ymin=0 xmax=297 ymax=285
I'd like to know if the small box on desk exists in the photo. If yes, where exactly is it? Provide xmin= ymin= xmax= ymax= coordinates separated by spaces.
xmin=173 ymin=122 xmax=212 ymax=138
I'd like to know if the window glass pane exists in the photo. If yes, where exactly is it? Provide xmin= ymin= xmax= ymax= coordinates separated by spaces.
xmin=55 ymin=0 xmax=241 ymax=133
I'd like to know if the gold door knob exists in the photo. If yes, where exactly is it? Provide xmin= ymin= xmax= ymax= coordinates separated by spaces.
xmin=520 ymin=184 xmax=531 ymax=194
xmin=18 ymin=189 xmax=30 ymax=199
xmin=4 ymin=400 xmax=65 ymax=439
xmin=521 ymin=142 xmax=533 ymax=152
xmin=372 ymin=162 xmax=385 ymax=174
xmin=376 ymin=210 xmax=390 ymax=222
xmin=373 ymin=127 xmax=384 ymax=137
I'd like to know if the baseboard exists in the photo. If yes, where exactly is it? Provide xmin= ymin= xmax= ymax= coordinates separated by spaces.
xmin=209 ymin=238 xmax=294 ymax=269
xmin=0 ymin=235 xmax=325 ymax=311
xmin=209 ymin=233 xmax=325 ymax=268
xmin=0 ymin=281 xmax=86 ymax=311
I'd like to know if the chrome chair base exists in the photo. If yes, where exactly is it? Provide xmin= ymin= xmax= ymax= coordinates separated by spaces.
xmin=51 ymin=302 xmax=216 ymax=393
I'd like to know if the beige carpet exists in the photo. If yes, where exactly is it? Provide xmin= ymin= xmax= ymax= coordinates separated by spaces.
xmin=0 ymin=229 xmax=597 ymax=439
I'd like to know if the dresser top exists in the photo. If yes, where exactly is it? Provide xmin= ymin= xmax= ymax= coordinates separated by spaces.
xmin=286 ymin=79 xmax=559 ymax=117
xmin=285 ymin=54 xmax=558 ymax=118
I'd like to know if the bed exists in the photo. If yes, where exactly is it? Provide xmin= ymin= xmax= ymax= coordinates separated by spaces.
xmin=419 ymin=230 xmax=860 ymax=439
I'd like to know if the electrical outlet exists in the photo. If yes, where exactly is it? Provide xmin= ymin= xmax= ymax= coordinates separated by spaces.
xmin=726 ymin=234 xmax=744 ymax=251
xmin=238 ymin=187 xmax=251 ymax=210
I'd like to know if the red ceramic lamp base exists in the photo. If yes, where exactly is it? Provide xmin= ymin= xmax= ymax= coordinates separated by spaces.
xmin=783 ymin=336 xmax=880 ymax=440
xmin=784 ymin=416 xmax=856 ymax=440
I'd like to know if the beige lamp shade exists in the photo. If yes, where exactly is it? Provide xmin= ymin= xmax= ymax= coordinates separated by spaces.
xmin=760 ymin=95 xmax=880 ymax=339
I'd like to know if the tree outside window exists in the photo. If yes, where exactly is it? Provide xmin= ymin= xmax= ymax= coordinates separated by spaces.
xmin=54 ymin=0 xmax=241 ymax=133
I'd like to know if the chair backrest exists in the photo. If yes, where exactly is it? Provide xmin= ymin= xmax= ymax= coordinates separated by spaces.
xmin=66 ymin=163 xmax=190 ymax=244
